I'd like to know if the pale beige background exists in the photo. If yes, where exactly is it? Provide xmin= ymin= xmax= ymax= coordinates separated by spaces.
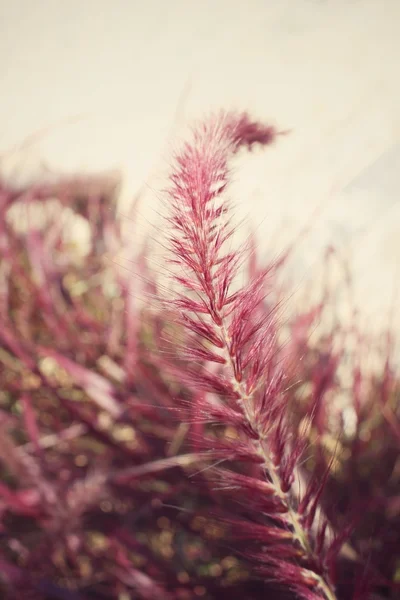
xmin=1 ymin=0 xmax=400 ymax=335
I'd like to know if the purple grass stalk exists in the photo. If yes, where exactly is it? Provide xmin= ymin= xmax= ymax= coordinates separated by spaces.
xmin=1 ymin=118 xmax=398 ymax=599
xmin=163 ymin=110 xmax=338 ymax=600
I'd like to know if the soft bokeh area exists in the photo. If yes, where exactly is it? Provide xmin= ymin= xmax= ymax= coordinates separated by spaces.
xmin=1 ymin=0 xmax=399 ymax=329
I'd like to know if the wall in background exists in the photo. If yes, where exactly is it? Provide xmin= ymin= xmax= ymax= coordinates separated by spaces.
xmin=1 ymin=0 xmax=399 ymax=331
